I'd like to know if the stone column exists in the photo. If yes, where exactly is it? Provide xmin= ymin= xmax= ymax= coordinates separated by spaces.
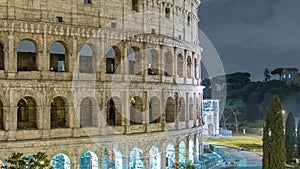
xmin=173 ymin=47 xmax=177 ymax=78
xmin=161 ymin=143 xmax=166 ymax=168
xmin=159 ymin=45 xmax=164 ymax=82
xmin=143 ymin=155 xmax=150 ymax=169
xmin=174 ymin=92 xmax=179 ymax=130
xmin=8 ymin=97 xmax=17 ymax=141
xmin=124 ymin=91 xmax=130 ymax=134
xmin=70 ymin=36 xmax=78 ymax=73
xmin=185 ymin=93 xmax=189 ymax=128
xmin=183 ymin=50 xmax=187 ymax=83
xmin=144 ymin=91 xmax=149 ymax=132
xmin=7 ymin=31 xmax=16 ymax=79
xmin=186 ymin=137 xmax=190 ymax=165
xmin=175 ymin=141 xmax=180 ymax=166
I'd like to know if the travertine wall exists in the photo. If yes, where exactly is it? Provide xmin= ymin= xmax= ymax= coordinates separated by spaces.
xmin=0 ymin=0 xmax=204 ymax=168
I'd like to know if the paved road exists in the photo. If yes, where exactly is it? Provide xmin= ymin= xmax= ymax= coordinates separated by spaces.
xmin=212 ymin=146 xmax=262 ymax=169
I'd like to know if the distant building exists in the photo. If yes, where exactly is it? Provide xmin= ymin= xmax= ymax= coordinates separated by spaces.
xmin=202 ymin=100 xmax=220 ymax=136
xmin=271 ymin=68 xmax=300 ymax=85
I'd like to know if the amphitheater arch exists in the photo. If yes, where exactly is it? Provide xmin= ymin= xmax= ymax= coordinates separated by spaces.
xmin=50 ymin=41 xmax=68 ymax=72
xmin=187 ymin=55 xmax=192 ymax=78
xmin=179 ymin=97 xmax=185 ymax=122
xmin=149 ymin=145 xmax=161 ymax=169
xmin=80 ymin=97 xmax=98 ymax=128
xmin=130 ymin=96 xmax=143 ymax=125
xmin=0 ymin=42 xmax=4 ymax=70
xmin=149 ymin=96 xmax=161 ymax=124
xmin=106 ymin=46 xmax=122 ymax=74
xmin=188 ymin=97 xmax=194 ymax=121
xmin=51 ymin=153 xmax=71 ymax=169
xmin=177 ymin=54 xmax=184 ymax=77
xmin=163 ymin=51 xmax=173 ymax=77
xmin=51 ymin=96 xmax=68 ymax=128
xmin=166 ymin=143 xmax=175 ymax=169
xmin=0 ymin=100 xmax=3 ymax=130
xmin=189 ymin=138 xmax=194 ymax=163
xmin=17 ymin=39 xmax=38 ymax=71
xmin=0 ymin=160 xmax=4 ymax=168
xmin=79 ymin=43 xmax=94 ymax=73
xmin=195 ymin=137 xmax=200 ymax=162
xmin=105 ymin=149 xmax=123 ymax=169
xmin=79 ymin=151 xmax=99 ymax=169
xmin=179 ymin=140 xmax=186 ymax=166
xmin=128 ymin=47 xmax=142 ymax=75
xmin=106 ymin=97 xmax=122 ymax=126
xmin=129 ymin=148 xmax=144 ymax=169
xmin=147 ymin=49 xmax=159 ymax=75
xmin=17 ymin=96 xmax=37 ymax=130
xmin=165 ymin=97 xmax=175 ymax=123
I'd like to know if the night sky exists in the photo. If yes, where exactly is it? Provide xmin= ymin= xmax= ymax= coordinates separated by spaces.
xmin=199 ymin=0 xmax=300 ymax=81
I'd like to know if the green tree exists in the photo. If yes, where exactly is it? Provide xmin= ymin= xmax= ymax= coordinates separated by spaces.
xmin=263 ymin=95 xmax=285 ymax=169
xmin=264 ymin=68 xmax=271 ymax=82
xmin=5 ymin=152 xmax=51 ymax=169
xmin=297 ymin=118 xmax=300 ymax=158
xmin=285 ymin=112 xmax=296 ymax=164
xmin=224 ymin=98 xmax=246 ymax=133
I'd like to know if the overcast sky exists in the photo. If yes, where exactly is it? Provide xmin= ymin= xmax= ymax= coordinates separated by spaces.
xmin=199 ymin=0 xmax=300 ymax=81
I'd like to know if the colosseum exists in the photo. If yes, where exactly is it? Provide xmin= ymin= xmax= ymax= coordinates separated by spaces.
xmin=0 ymin=0 xmax=204 ymax=168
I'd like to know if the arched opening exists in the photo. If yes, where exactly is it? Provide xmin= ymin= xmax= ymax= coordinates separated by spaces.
xmin=0 ymin=100 xmax=3 ymax=130
xmin=164 ymin=51 xmax=173 ymax=77
xmin=50 ymin=41 xmax=67 ymax=72
xmin=17 ymin=40 xmax=37 ymax=71
xmin=208 ymin=123 xmax=214 ymax=135
xmin=107 ymin=97 xmax=122 ymax=126
xmin=189 ymin=139 xmax=194 ymax=164
xmin=80 ymin=151 xmax=99 ymax=169
xmin=17 ymin=97 xmax=37 ymax=130
xmin=80 ymin=97 xmax=97 ymax=128
xmin=194 ymin=58 xmax=198 ymax=79
xmin=179 ymin=141 xmax=186 ymax=166
xmin=106 ymin=46 xmax=121 ymax=74
xmin=149 ymin=145 xmax=161 ymax=169
xmin=165 ymin=97 xmax=175 ymax=123
xmin=147 ymin=49 xmax=159 ymax=75
xmin=166 ymin=144 xmax=175 ymax=169
xmin=51 ymin=97 xmax=67 ymax=128
xmin=128 ymin=47 xmax=142 ymax=75
xmin=130 ymin=148 xmax=144 ymax=169
xmin=105 ymin=149 xmax=122 ymax=169
xmin=189 ymin=98 xmax=194 ymax=121
xmin=149 ymin=97 xmax=161 ymax=124
xmin=187 ymin=56 xmax=192 ymax=78
xmin=196 ymin=98 xmax=199 ymax=120
xmin=177 ymin=54 xmax=184 ymax=77
xmin=0 ymin=43 xmax=4 ymax=70
xmin=0 ymin=160 xmax=5 ymax=168
xmin=196 ymin=137 xmax=200 ymax=162
xmin=179 ymin=98 xmax=185 ymax=122
xmin=52 ymin=153 xmax=71 ymax=169
xmin=130 ymin=96 xmax=143 ymax=125
xmin=79 ymin=44 xmax=94 ymax=73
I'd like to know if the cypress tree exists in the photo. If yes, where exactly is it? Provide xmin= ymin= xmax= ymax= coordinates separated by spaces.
xmin=297 ymin=118 xmax=300 ymax=158
xmin=263 ymin=95 xmax=285 ymax=169
xmin=285 ymin=112 xmax=296 ymax=164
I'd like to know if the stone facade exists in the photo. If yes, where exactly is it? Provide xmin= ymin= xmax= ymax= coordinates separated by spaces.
xmin=0 ymin=0 xmax=204 ymax=168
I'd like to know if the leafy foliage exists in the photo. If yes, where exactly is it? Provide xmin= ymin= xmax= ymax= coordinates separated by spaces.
xmin=263 ymin=96 xmax=285 ymax=169
xmin=4 ymin=152 xmax=51 ymax=169
xmin=285 ymin=112 xmax=297 ymax=164
xmin=297 ymin=118 xmax=300 ymax=158
xmin=203 ymin=71 xmax=300 ymax=123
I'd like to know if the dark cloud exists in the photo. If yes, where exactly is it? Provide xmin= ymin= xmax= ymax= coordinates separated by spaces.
xmin=199 ymin=0 xmax=300 ymax=81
